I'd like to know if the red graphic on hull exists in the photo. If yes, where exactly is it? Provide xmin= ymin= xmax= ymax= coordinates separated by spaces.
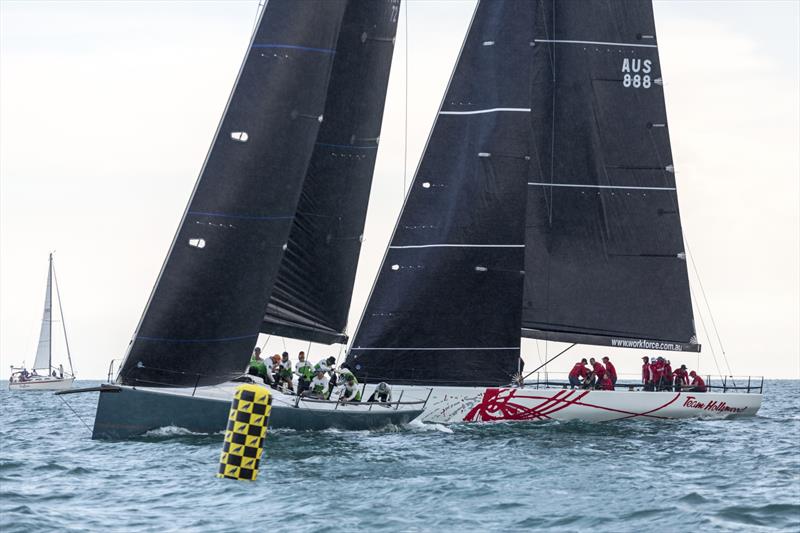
xmin=464 ymin=388 xmax=682 ymax=422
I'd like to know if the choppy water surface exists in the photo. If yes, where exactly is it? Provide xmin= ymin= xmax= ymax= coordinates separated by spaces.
xmin=1 ymin=380 xmax=798 ymax=532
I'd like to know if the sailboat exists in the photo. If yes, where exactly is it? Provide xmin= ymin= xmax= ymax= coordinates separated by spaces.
xmin=77 ymin=0 xmax=761 ymax=438
xmin=10 ymin=253 xmax=76 ymax=391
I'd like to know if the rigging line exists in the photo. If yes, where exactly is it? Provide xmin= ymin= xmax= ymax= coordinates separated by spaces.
xmin=402 ymin=0 xmax=409 ymax=196
xmin=520 ymin=343 xmax=576 ymax=382
xmin=57 ymin=395 xmax=92 ymax=436
xmin=684 ymin=235 xmax=734 ymax=378
xmin=259 ymin=335 xmax=271 ymax=352
xmin=51 ymin=258 xmax=75 ymax=376
xmin=251 ymin=0 xmax=264 ymax=33
xmin=688 ymin=281 xmax=723 ymax=378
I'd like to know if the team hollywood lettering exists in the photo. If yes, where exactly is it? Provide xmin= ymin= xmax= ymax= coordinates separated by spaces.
xmin=621 ymin=58 xmax=652 ymax=89
xmin=682 ymin=396 xmax=747 ymax=414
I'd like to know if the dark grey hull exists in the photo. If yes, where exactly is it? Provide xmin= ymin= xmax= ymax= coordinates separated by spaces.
xmin=92 ymin=386 xmax=422 ymax=440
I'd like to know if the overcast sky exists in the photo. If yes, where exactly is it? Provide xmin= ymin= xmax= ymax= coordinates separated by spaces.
xmin=1 ymin=0 xmax=798 ymax=380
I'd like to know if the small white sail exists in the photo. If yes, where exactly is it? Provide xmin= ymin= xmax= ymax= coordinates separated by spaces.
xmin=32 ymin=259 xmax=52 ymax=370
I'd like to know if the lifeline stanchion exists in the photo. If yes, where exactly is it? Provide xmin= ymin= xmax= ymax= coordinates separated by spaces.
xmin=217 ymin=383 xmax=272 ymax=481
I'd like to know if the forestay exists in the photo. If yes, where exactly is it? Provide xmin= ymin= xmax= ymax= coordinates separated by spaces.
xmin=521 ymin=0 xmax=699 ymax=352
xmin=347 ymin=0 xmax=536 ymax=386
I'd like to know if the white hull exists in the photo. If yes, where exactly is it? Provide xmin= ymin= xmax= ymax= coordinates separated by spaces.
xmin=9 ymin=376 xmax=75 ymax=391
xmin=387 ymin=385 xmax=762 ymax=423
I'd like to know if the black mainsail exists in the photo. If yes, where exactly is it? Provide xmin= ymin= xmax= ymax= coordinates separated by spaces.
xmin=347 ymin=0 xmax=536 ymax=386
xmin=261 ymin=0 xmax=401 ymax=345
xmin=520 ymin=0 xmax=699 ymax=352
xmin=119 ymin=0 xmax=399 ymax=387
xmin=348 ymin=0 xmax=699 ymax=388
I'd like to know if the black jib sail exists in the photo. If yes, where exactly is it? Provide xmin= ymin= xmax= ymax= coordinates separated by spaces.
xmin=261 ymin=0 xmax=401 ymax=345
xmin=521 ymin=0 xmax=699 ymax=352
xmin=118 ymin=1 xmax=354 ymax=387
xmin=347 ymin=0 xmax=536 ymax=386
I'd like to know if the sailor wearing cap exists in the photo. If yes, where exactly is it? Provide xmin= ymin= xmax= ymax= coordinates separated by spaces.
xmin=367 ymin=382 xmax=392 ymax=403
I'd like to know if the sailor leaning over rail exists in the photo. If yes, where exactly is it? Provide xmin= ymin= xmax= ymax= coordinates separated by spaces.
xmin=335 ymin=366 xmax=361 ymax=403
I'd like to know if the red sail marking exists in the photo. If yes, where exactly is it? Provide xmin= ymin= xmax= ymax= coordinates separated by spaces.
xmin=464 ymin=389 xmax=682 ymax=422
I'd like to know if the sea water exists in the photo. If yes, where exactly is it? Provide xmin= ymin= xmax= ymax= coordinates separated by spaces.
xmin=1 ymin=380 xmax=798 ymax=532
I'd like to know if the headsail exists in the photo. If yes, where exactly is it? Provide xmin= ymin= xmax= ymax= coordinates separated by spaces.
xmin=347 ymin=0 xmax=536 ymax=386
xmin=32 ymin=255 xmax=53 ymax=370
xmin=118 ymin=1 xmax=352 ymax=387
xmin=521 ymin=0 xmax=699 ymax=352
xmin=261 ymin=0 xmax=401 ymax=345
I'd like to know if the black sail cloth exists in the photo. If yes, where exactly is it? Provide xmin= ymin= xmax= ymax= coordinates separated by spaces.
xmin=347 ymin=0 xmax=536 ymax=386
xmin=521 ymin=0 xmax=699 ymax=352
xmin=118 ymin=1 xmax=351 ymax=387
xmin=261 ymin=0 xmax=401 ymax=345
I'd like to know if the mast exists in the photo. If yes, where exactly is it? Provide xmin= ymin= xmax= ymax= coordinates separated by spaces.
xmin=48 ymin=253 xmax=52 ymax=371
xmin=346 ymin=0 xmax=536 ymax=386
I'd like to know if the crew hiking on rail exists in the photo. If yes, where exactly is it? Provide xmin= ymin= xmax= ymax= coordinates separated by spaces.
xmin=567 ymin=355 xmax=707 ymax=392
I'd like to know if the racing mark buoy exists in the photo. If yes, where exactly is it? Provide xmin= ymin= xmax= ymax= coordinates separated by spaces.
xmin=217 ymin=383 xmax=271 ymax=481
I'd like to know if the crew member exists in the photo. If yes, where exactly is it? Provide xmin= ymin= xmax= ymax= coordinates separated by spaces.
xmin=642 ymin=356 xmax=654 ymax=391
xmin=279 ymin=352 xmax=294 ymax=391
xmin=248 ymin=347 xmax=272 ymax=385
xmin=568 ymin=359 xmax=589 ymax=389
xmin=367 ymin=382 xmax=392 ymax=403
xmin=602 ymin=356 xmax=617 ymax=386
xmin=653 ymin=357 xmax=666 ymax=391
xmin=305 ymin=369 xmax=329 ymax=399
xmin=295 ymin=351 xmax=314 ymax=395
xmin=663 ymin=360 xmax=673 ymax=391
xmin=58 ymin=363 xmax=64 ymax=379
xmin=589 ymin=357 xmax=606 ymax=389
xmin=600 ymin=372 xmax=614 ymax=391
xmin=338 ymin=372 xmax=361 ymax=403
xmin=673 ymin=365 xmax=689 ymax=392
xmin=687 ymin=371 xmax=707 ymax=392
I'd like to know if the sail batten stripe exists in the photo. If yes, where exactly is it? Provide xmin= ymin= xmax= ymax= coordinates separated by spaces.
xmin=439 ymin=107 xmax=532 ymax=115
xmin=252 ymin=44 xmax=336 ymax=54
xmin=316 ymin=142 xmax=377 ymax=150
xmin=136 ymin=334 xmax=258 ymax=344
xmin=533 ymin=39 xmax=657 ymax=48
xmin=354 ymin=347 xmax=519 ymax=351
xmin=390 ymin=244 xmax=524 ymax=249
xmin=527 ymin=182 xmax=675 ymax=191
xmin=188 ymin=211 xmax=294 ymax=220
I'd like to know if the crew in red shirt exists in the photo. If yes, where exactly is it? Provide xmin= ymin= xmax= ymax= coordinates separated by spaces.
xmin=589 ymin=357 xmax=605 ymax=389
xmin=642 ymin=356 xmax=654 ymax=391
xmin=688 ymin=371 xmax=707 ymax=392
xmin=654 ymin=357 xmax=668 ymax=390
xmin=673 ymin=364 xmax=689 ymax=391
xmin=663 ymin=360 xmax=673 ymax=391
xmin=568 ymin=359 xmax=589 ymax=389
xmin=602 ymin=356 xmax=617 ymax=385
xmin=600 ymin=372 xmax=614 ymax=390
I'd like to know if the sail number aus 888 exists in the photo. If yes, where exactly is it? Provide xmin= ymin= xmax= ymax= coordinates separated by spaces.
xmin=621 ymin=58 xmax=652 ymax=89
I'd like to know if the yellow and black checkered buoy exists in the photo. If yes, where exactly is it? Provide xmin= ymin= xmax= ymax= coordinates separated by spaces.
xmin=217 ymin=383 xmax=271 ymax=481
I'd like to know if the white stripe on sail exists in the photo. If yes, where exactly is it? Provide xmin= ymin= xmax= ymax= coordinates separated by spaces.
xmin=527 ymin=182 xmax=675 ymax=191
xmin=439 ymin=107 xmax=531 ymax=115
xmin=353 ymin=347 xmax=519 ymax=351
xmin=390 ymin=244 xmax=524 ymax=249
xmin=533 ymin=39 xmax=657 ymax=49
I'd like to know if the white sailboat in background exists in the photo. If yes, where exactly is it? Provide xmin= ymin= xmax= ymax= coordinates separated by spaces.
xmin=9 ymin=253 xmax=76 ymax=391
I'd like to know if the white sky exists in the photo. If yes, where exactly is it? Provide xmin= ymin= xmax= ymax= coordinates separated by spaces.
xmin=1 ymin=0 xmax=798 ymax=380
